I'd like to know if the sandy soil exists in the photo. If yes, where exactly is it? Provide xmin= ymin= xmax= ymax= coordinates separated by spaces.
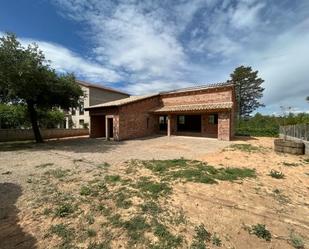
xmin=0 ymin=136 xmax=308 ymax=249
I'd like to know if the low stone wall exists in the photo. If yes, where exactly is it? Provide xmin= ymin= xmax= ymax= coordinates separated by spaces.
xmin=279 ymin=134 xmax=309 ymax=155
xmin=0 ymin=129 xmax=89 ymax=142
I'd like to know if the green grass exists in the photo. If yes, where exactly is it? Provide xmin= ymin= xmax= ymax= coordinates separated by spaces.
xmin=87 ymin=241 xmax=111 ymax=249
xmin=49 ymin=224 xmax=75 ymax=246
xmin=140 ymin=201 xmax=162 ymax=215
xmin=87 ymin=228 xmax=97 ymax=237
xmin=115 ymin=192 xmax=133 ymax=209
xmin=228 ymin=144 xmax=262 ymax=153
xmin=249 ymin=224 xmax=271 ymax=241
xmin=136 ymin=177 xmax=172 ymax=199
xmin=54 ymin=203 xmax=75 ymax=217
xmin=289 ymin=232 xmax=305 ymax=249
xmin=96 ymin=162 xmax=110 ymax=169
xmin=123 ymin=215 xmax=150 ymax=244
xmin=104 ymin=174 xmax=121 ymax=183
xmin=140 ymin=159 xmax=256 ymax=185
xmin=212 ymin=233 xmax=222 ymax=246
xmin=80 ymin=185 xmax=98 ymax=197
xmin=45 ymin=168 xmax=70 ymax=179
xmin=152 ymin=222 xmax=183 ymax=248
xmin=190 ymin=224 xmax=211 ymax=249
xmin=269 ymin=169 xmax=285 ymax=179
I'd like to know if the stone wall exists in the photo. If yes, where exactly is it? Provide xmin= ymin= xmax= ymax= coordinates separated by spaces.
xmin=0 ymin=129 xmax=89 ymax=142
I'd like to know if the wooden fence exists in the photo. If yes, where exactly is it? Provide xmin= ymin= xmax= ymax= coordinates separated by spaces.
xmin=279 ymin=124 xmax=309 ymax=141
xmin=0 ymin=129 xmax=89 ymax=142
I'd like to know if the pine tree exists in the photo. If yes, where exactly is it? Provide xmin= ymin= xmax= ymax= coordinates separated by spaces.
xmin=230 ymin=65 xmax=265 ymax=120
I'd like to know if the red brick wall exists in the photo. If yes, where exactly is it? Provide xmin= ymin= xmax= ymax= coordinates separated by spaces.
xmin=118 ymin=96 xmax=161 ymax=140
xmin=161 ymin=87 xmax=233 ymax=106
xmin=218 ymin=112 xmax=231 ymax=141
xmin=90 ymin=115 xmax=105 ymax=138
xmin=202 ymin=114 xmax=218 ymax=138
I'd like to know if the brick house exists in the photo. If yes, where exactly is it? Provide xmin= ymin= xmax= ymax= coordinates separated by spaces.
xmin=85 ymin=82 xmax=236 ymax=141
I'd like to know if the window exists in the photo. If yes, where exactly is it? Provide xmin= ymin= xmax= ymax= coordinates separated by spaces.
xmin=79 ymin=119 xmax=84 ymax=127
xmin=79 ymin=101 xmax=84 ymax=115
xmin=146 ymin=117 xmax=149 ymax=128
xmin=71 ymin=108 xmax=76 ymax=115
xmin=208 ymin=114 xmax=218 ymax=125
xmin=159 ymin=116 xmax=166 ymax=124
xmin=178 ymin=115 xmax=185 ymax=124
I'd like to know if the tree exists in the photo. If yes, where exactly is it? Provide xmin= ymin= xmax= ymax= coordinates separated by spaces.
xmin=0 ymin=33 xmax=83 ymax=142
xmin=230 ymin=65 xmax=265 ymax=120
xmin=306 ymin=96 xmax=309 ymax=102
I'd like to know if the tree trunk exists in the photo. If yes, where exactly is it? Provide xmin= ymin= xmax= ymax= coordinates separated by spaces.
xmin=27 ymin=101 xmax=43 ymax=143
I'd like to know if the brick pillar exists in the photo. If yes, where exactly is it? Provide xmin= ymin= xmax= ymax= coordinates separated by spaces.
xmin=218 ymin=112 xmax=231 ymax=141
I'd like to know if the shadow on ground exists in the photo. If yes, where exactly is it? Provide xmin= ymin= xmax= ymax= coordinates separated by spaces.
xmin=0 ymin=183 xmax=37 ymax=249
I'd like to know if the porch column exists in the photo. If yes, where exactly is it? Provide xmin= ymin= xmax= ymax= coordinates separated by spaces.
xmin=218 ymin=112 xmax=231 ymax=141
xmin=105 ymin=116 xmax=109 ymax=140
xmin=167 ymin=115 xmax=171 ymax=136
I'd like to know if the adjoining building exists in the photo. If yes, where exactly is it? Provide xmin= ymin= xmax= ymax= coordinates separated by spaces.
xmin=85 ymin=82 xmax=236 ymax=141
xmin=65 ymin=80 xmax=129 ymax=129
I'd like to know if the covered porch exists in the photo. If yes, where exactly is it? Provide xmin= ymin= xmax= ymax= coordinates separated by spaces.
xmin=151 ymin=102 xmax=233 ymax=141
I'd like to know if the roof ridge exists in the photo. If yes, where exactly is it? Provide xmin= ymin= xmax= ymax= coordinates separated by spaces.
xmin=76 ymin=80 xmax=129 ymax=96
xmin=160 ymin=81 xmax=234 ymax=94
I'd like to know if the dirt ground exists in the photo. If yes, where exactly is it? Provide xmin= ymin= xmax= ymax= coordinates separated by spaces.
xmin=0 ymin=136 xmax=308 ymax=249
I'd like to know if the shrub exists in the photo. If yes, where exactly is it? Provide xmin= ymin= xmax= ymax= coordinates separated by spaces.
xmin=269 ymin=169 xmax=285 ymax=179
xmin=290 ymin=233 xmax=305 ymax=249
xmin=54 ymin=203 xmax=75 ymax=217
xmin=250 ymin=224 xmax=271 ymax=241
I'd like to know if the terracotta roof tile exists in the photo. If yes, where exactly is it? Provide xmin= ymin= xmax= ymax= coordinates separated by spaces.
xmin=151 ymin=102 xmax=233 ymax=113
xmin=86 ymin=94 xmax=159 ymax=109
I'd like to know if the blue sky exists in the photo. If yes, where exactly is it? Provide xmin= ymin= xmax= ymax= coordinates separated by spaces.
xmin=1 ymin=0 xmax=309 ymax=114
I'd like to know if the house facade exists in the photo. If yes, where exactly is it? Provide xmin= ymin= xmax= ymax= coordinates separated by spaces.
xmin=65 ymin=80 xmax=129 ymax=129
xmin=85 ymin=82 xmax=236 ymax=141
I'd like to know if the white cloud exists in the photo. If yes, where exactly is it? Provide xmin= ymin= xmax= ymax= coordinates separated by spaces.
xmin=21 ymin=37 xmax=122 ymax=83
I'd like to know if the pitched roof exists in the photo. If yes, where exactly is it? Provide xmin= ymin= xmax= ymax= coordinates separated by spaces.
xmin=86 ymin=94 xmax=159 ymax=109
xmin=160 ymin=82 xmax=234 ymax=95
xmin=151 ymin=102 xmax=233 ymax=113
xmin=76 ymin=80 xmax=129 ymax=96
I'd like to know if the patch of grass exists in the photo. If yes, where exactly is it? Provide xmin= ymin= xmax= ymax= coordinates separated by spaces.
xmin=87 ymin=228 xmax=97 ymax=237
xmin=87 ymin=241 xmax=111 ymax=249
xmin=80 ymin=185 xmax=98 ymax=197
xmin=190 ymin=224 xmax=211 ymax=249
xmin=249 ymin=224 xmax=271 ymax=241
xmin=136 ymin=177 xmax=172 ymax=199
xmin=96 ymin=162 xmax=110 ymax=169
xmin=123 ymin=215 xmax=150 ymax=244
xmin=143 ymin=158 xmax=188 ymax=173
xmin=45 ymin=168 xmax=70 ymax=179
xmin=282 ymin=162 xmax=300 ymax=167
xmin=54 ymin=203 xmax=75 ymax=217
xmin=229 ymin=144 xmax=262 ymax=153
xmin=141 ymin=159 xmax=255 ymax=184
xmin=289 ymin=232 xmax=305 ymax=249
xmin=42 ymin=208 xmax=53 ymax=216
xmin=85 ymin=214 xmax=95 ymax=225
xmin=140 ymin=201 xmax=162 ymax=215
xmin=104 ymin=174 xmax=121 ymax=183
xmin=115 ymin=192 xmax=132 ymax=209
xmin=212 ymin=234 xmax=222 ymax=246
xmin=97 ymin=204 xmax=112 ymax=217
xmin=50 ymin=223 xmax=74 ymax=242
xmin=153 ymin=222 xmax=183 ymax=248
xmin=269 ymin=169 xmax=285 ymax=179
xmin=108 ymin=214 xmax=123 ymax=227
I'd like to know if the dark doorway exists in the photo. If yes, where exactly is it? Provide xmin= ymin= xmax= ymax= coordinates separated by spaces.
xmin=159 ymin=115 xmax=168 ymax=131
xmin=177 ymin=115 xmax=201 ymax=132
xmin=108 ymin=118 xmax=113 ymax=138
